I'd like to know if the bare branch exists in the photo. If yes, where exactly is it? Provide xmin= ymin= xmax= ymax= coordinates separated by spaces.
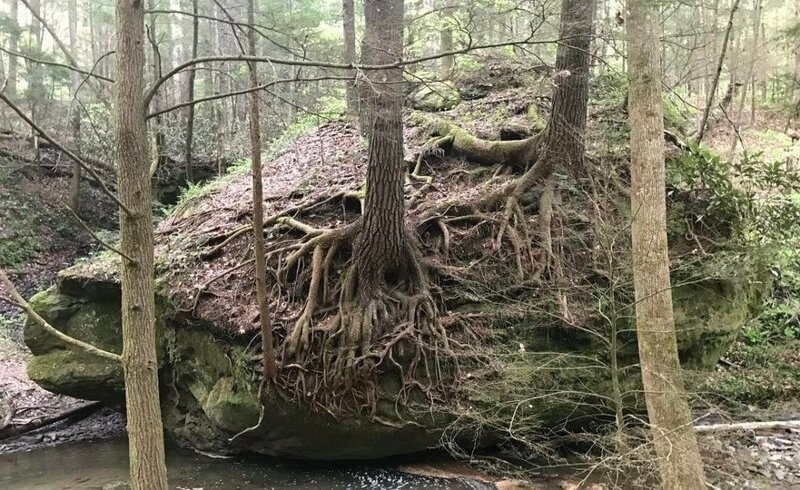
xmin=144 ymin=36 xmax=554 ymax=108
xmin=66 ymin=207 xmax=135 ymax=264
xmin=0 ymin=46 xmax=114 ymax=83
xmin=0 ymin=269 xmax=121 ymax=363
xmin=0 ymin=91 xmax=131 ymax=216
xmin=147 ymin=75 xmax=352 ymax=119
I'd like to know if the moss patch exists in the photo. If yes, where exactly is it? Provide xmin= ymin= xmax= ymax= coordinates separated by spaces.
xmin=27 ymin=349 xmax=123 ymax=403
xmin=409 ymin=82 xmax=461 ymax=112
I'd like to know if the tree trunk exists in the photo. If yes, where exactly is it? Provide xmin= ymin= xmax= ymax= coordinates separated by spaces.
xmin=114 ymin=0 xmax=169 ymax=488
xmin=67 ymin=0 xmax=81 ymax=213
xmin=355 ymin=0 xmax=408 ymax=287
xmin=342 ymin=0 xmax=358 ymax=118
xmin=438 ymin=0 xmax=454 ymax=78
xmin=147 ymin=0 xmax=168 ymax=175
xmin=516 ymin=0 xmax=594 ymax=192
xmin=213 ymin=2 xmax=226 ymax=174
xmin=246 ymin=0 xmax=277 ymax=382
xmin=183 ymin=0 xmax=199 ymax=184
xmin=7 ymin=0 xmax=18 ymax=98
xmin=737 ymin=0 xmax=761 ymax=126
xmin=26 ymin=0 xmax=43 ymax=152
xmin=627 ymin=1 xmax=707 ymax=488
xmin=696 ymin=0 xmax=742 ymax=143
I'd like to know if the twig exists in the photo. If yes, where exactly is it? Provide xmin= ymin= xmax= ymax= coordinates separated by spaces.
xmin=66 ymin=207 xmax=135 ymax=264
xmin=0 ymin=91 xmax=130 ymax=216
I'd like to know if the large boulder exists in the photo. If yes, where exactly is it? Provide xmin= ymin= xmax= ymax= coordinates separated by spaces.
xmin=24 ymin=257 xmax=766 ymax=459
xmin=22 ymin=87 xmax=769 ymax=460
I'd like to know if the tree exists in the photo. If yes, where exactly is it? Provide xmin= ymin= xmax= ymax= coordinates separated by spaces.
xmin=627 ymin=0 xmax=707 ymax=488
xmin=25 ymin=0 xmax=43 ymax=145
xmin=438 ymin=0 xmax=454 ymax=78
xmin=247 ymin=0 xmax=277 ymax=382
xmin=67 ymin=0 xmax=81 ymax=213
xmin=351 ymin=0 xmax=409 ymax=311
xmin=285 ymin=0 xmax=443 ymax=370
xmin=696 ymin=0 xmax=742 ymax=143
xmin=342 ymin=0 xmax=358 ymax=117
xmin=183 ymin=0 xmax=199 ymax=184
xmin=7 ymin=0 xmax=19 ymax=98
xmin=114 ymin=0 xmax=169 ymax=487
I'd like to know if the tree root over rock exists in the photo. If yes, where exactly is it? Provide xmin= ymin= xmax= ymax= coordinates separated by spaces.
xmin=183 ymin=117 xmax=581 ymax=418
xmin=276 ymin=213 xmax=451 ymax=401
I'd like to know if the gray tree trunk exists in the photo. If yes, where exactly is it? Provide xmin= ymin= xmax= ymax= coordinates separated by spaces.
xmin=627 ymin=0 xmax=707 ymax=488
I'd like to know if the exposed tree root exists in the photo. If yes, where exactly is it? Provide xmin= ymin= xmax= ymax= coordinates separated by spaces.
xmin=417 ymin=116 xmax=545 ymax=171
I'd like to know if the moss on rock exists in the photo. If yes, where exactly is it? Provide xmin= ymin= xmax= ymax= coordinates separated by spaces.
xmin=27 ymin=350 xmax=124 ymax=404
xmin=409 ymin=82 xmax=461 ymax=112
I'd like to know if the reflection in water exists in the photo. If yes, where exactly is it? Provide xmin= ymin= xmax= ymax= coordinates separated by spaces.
xmin=0 ymin=438 xmax=490 ymax=489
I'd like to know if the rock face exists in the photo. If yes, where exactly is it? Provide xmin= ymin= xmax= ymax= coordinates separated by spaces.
xmin=25 ymin=264 xmax=447 ymax=459
xmin=24 ymin=258 xmax=765 ymax=459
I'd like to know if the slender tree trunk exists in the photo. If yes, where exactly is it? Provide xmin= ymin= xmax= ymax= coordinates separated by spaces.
xmin=147 ymin=0 xmax=167 ymax=175
xmin=7 ymin=0 xmax=18 ymax=98
xmin=213 ymin=2 xmax=225 ymax=174
xmin=737 ymin=0 xmax=761 ymax=125
xmin=27 ymin=0 xmax=43 ymax=157
xmin=795 ymin=0 xmax=800 ymax=100
xmin=246 ymin=0 xmax=277 ymax=382
xmin=707 ymin=0 xmax=720 ymax=98
xmin=438 ymin=0 xmax=454 ymax=78
xmin=183 ymin=0 xmax=199 ymax=184
xmin=67 ymin=0 xmax=81 ymax=212
xmin=114 ymin=0 xmax=169 ymax=487
xmin=627 ymin=1 xmax=706 ymax=488
xmin=342 ymin=0 xmax=358 ymax=118
xmin=697 ymin=0 xmax=741 ymax=143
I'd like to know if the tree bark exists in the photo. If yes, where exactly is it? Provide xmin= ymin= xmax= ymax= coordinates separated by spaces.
xmin=114 ymin=0 xmax=169 ymax=488
xmin=516 ymin=0 xmax=594 ymax=193
xmin=438 ymin=0 xmax=454 ymax=78
xmin=354 ymin=0 xmax=408 ymax=288
xmin=67 ymin=0 xmax=81 ymax=213
xmin=246 ymin=0 xmax=277 ymax=382
xmin=342 ymin=0 xmax=358 ymax=118
xmin=627 ymin=1 xmax=707 ymax=488
xmin=7 ymin=0 xmax=19 ymax=98
xmin=357 ymin=0 xmax=405 ymax=135
xmin=183 ymin=0 xmax=199 ymax=184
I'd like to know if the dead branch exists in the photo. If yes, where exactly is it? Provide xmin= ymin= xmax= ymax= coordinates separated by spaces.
xmin=0 ymin=270 xmax=122 ymax=363
xmin=0 ymin=401 xmax=102 ymax=440
xmin=695 ymin=420 xmax=800 ymax=434
xmin=0 ymin=91 xmax=130 ymax=216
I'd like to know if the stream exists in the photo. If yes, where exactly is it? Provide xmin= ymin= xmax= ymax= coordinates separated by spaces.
xmin=0 ymin=438 xmax=493 ymax=489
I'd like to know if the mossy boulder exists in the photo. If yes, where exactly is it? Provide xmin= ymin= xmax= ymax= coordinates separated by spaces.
xmin=23 ymin=265 xmax=448 ymax=459
xmin=23 ymin=258 xmax=766 ymax=459
xmin=408 ymin=82 xmax=461 ymax=112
